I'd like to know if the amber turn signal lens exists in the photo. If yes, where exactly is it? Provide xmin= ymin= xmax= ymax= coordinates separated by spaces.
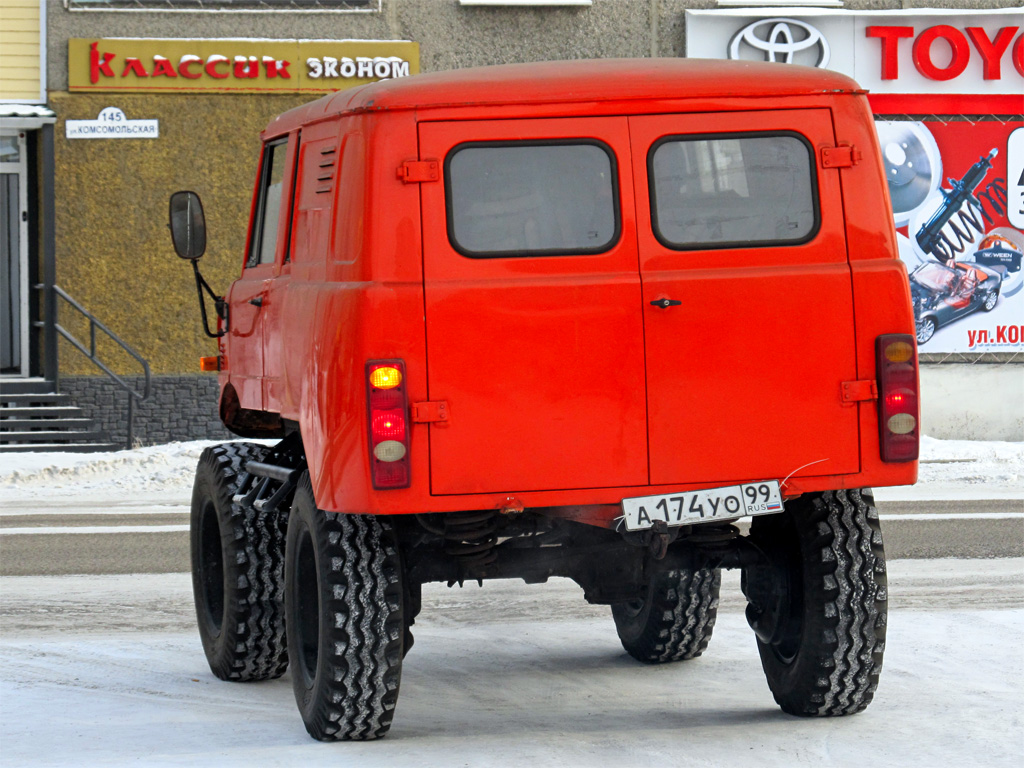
xmin=370 ymin=366 xmax=402 ymax=389
xmin=883 ymin=340 xmax=914 ymax=363
xmin=199 ymin=356 xmax=219 ymax=372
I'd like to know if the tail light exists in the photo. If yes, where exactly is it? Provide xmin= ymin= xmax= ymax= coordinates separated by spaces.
xmin=876 ymin=334 xmax=919 ymax=462
xmin=366 ymin=360 xmax=411 ymax=489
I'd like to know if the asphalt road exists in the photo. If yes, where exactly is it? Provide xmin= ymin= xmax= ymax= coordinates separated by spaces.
xmin=1 ymin=497 xmax=1021 ymax=576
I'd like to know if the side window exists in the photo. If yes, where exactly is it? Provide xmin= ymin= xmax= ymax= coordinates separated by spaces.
xmin=649 ymin=132 xmax=818 ymax=250
xmin=248 ymin=138 xmax=289 ymax=266
xmin=445 ymin=141 xmax=619 ymax=258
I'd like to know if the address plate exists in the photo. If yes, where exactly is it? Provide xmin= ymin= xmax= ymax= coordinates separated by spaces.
xmin=621 ymin=481 xmax=784 ymax=532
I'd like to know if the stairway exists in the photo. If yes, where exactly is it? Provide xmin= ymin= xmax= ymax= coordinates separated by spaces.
xmin=0 ymin=391 xmax=120 ymax=453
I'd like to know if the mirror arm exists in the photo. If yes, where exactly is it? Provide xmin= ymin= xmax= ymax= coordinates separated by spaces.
xmin=192 ymin=260 xmax=227 ymax=339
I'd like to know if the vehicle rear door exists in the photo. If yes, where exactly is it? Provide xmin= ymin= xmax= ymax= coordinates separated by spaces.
xmin=419 ymin=117 xmax=648 ymax=495
xmin=629 ymin=109 xmax=860 ymax=485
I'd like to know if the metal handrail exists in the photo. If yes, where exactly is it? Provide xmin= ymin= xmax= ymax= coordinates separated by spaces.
xmin=49 ymin=284 xmax=152 ymax=448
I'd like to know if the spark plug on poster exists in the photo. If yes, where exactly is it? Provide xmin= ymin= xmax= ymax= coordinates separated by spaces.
xmin=915 ymin=149 xmax=1008 ymax=264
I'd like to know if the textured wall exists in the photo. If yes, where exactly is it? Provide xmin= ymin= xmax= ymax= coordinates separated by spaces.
xmin=919 ymin=365 xmax=1024 ymax=441
xmin=50 ymin=91 xmax=311 ymax=375
xmin=60 ymin=374 xmax=232 ymax=446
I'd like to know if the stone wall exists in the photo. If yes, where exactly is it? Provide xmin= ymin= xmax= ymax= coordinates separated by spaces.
xmin=59 ymin=374 xmax=232 ymax=446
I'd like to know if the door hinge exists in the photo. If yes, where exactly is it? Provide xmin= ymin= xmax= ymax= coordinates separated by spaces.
xmin=841 ymin=380 xmax=878 ymax=403
xmin=821 ymin=145 xmax=861 ymax=169
xmin=398 ymin=160 xmax=440 ymax=183
xmin=412 ymin=400 xmax=449 ymax=423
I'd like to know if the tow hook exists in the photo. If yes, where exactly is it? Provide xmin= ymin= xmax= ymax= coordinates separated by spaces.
xmin=646 ymin=520 xmax=672 ymax=560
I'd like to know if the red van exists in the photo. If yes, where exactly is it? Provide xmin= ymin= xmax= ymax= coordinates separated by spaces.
xmin=169 ymin=58 xmax=918 ymax=741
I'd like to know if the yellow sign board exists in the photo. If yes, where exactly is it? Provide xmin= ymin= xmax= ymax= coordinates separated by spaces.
xmin=69 ymin=39 xmax=420 ymax=93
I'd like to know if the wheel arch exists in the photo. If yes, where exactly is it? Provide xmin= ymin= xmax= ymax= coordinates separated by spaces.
xmin=220 ymin=382 xmax=286 ymax=438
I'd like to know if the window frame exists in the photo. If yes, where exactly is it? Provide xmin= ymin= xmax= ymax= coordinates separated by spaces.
xmin=443 ymin=138 xmax=622 ymax=260
xmin=647 ymin=130 xmax=821 ymax=252
xmin=247 ymin=137 xmax=291 ymax=268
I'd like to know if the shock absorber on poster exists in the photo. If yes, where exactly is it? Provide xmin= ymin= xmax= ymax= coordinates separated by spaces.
xmin=876 ymin=120 xmax=1024 ymax=352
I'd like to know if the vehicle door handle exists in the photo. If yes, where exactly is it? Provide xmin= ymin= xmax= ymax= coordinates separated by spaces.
xmin=249 ymin=296 xmax=264 ymax=307
xmin=650 ymin=298 xmax=682 ymax=308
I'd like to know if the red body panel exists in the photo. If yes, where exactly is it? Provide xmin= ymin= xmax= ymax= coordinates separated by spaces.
xmin=218 ymin=59 xmax=917 ymax=525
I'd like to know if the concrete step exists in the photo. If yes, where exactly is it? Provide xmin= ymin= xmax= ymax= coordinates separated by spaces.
xmin=0 ymin=442 xmax=122 ymax=453
xmin=0 ymin=429 xmax=110 ymax=444
xmin=0 ymin=393 xmax=71 ymax=407
xmin=0 ymin=418 xmax=94 ymax=431
xmin=0 ymin=406 xmax=84 ymax=419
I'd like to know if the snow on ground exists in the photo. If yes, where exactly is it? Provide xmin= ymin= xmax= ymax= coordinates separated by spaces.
xmin=0 ymin=435 xmax=1020 ymax=503
xmin=0 ymin=438 xmax=1021 ymax=764
xmin=2 ymin=564 xmax=1022 ymax=768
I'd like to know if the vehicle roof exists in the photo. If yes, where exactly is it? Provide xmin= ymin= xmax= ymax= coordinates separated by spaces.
xmin=266 ymin=58 xmax=863 ymax=135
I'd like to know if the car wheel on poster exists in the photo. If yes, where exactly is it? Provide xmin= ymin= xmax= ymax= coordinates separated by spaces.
xmin=916 ymin=316 xmax=937 ymax=345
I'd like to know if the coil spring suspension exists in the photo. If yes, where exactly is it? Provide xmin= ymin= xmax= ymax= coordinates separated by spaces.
xmin=925 ymin=179 xmax=1008 ymax=263
xmin=443 ymin=510 xmax=499 ymax=570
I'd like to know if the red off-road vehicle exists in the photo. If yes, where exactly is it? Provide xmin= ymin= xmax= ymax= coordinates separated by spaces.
xmin=169 ymin=59 xmax=918 ymax=741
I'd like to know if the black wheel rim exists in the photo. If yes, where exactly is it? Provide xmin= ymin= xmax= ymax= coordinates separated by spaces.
xmin=622 ymin=599 xmax=645 ymax=617
xmin=198 ymin=499 xmax=224 ymax=634
xmin=293 ymin=524 xmax=321 ymax=688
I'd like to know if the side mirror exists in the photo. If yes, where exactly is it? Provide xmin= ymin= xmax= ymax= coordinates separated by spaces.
xmin=169 ymin=191 xmax=206 ymax=260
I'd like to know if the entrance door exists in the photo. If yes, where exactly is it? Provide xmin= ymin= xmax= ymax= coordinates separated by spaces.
xmin=419 ymin=118 xmax=648 ymax=495
xmin=1 ymin=131 xmax=28 ymax=377
xmin=629 ymin=110 xmax=861 ymax=485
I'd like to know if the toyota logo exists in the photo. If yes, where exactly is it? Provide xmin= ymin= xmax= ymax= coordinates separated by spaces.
xmin=729 ymin=18 xmax=831 ymax=68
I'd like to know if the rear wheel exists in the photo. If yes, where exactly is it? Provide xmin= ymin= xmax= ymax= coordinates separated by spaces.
xmin=190 ymin=442 xmax=288 ymax=682
xmin=285 ymin=472 xmax=405 ymax=741
xmin=983 ymin=290 xmax=998 ymax=311
xmin=916 ymin=316 xmax=936 ymax=344
xmin=612 ymin=566 xmax=721 ymax=663
xmin=743 ymin=489 xmax=887 ymax=716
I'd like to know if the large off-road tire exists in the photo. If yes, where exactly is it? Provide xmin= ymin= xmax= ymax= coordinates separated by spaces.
xmin=190 ymin=442 xmax=289 ymax=682
xmin=612 ymin=566 xmax=721 ymax=663
xmin=285 ymin=472 xmax=405 ymax=741
xmin=743 ymin=489 xmax=887 ymax=717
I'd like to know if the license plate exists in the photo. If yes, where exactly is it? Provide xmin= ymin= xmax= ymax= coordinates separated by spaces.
xmin=621 ymin=481 xmax=784 ymax=531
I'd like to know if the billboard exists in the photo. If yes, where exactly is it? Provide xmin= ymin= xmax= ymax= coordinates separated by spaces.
xmin=883 ymin=121 xmax=1023 ymax=352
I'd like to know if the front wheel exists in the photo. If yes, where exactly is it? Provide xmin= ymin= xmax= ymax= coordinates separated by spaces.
xmin=916 ymin=316 xmax=936 ymax=345
xmin=743 ymin=489 xmax=887 ymax=717
xmin=285 ymin=472 xmax=405 ymax=741
xmin=190 ymin=443 xmax=288 ymax=682
xmin=612 ymin=566 xmax=720 ymax=663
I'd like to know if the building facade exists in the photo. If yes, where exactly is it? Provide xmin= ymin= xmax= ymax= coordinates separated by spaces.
xmin=1 ymin=0 xmax=1021 ymax=444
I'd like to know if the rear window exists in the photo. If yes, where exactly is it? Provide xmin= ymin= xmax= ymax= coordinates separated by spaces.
xmin=649 ymin=132 xmax=818 ymax=250
xmin=445 ymin=141 xmax=620 ymax=258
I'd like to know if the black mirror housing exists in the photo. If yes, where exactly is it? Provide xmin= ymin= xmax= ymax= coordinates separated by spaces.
xmin=169 ymin=191 xmax=207 ymax=260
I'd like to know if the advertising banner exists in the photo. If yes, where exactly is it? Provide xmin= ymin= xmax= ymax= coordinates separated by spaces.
xmin=880 ymin=120 xmax=1023 ymax=353
xmin=68 ymin=38 xmax=420 ymax=94
xmin=685 ymin=8 xmax=1023 ymax=353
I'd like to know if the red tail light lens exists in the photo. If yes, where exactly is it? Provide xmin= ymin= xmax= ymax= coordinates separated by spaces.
xmin=876 ymin=334 xmax=919 ymax=462
xmin=367 ymin=360 xmax=410 ymax=489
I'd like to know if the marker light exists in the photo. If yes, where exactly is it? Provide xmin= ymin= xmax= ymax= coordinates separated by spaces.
xmin=370 ymin=366 xmax=402 ymax=389
xmin=373 ymin=440 xmax=407 ymax=462
xmin=883 ymin=340 xmax=914 ymax=364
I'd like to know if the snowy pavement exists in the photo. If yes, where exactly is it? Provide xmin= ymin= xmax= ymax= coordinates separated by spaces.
xmin=1 ymin=563 xmax=1022 ymax=767
xmin=1 ymin=437 xmax=1022 ymax=765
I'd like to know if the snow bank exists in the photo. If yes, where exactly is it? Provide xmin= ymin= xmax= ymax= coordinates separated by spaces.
xmin=1 ymin=436 xmax=1019 ymax=502
xmin=0 ymin=440 xmax=272 ymax=500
